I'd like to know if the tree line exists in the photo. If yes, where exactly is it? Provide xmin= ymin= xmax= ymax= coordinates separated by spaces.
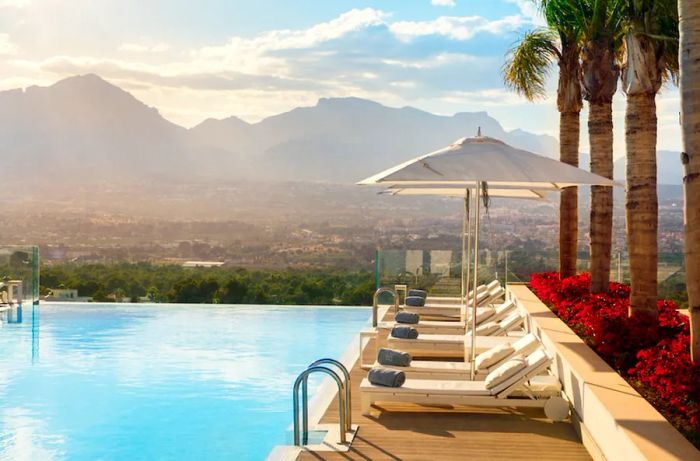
xmin=40 ymin=263 xmax=375 ymax=306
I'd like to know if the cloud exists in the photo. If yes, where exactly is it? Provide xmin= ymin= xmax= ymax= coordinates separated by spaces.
xmin=382 ymin=52 xmax=477 ymax=69
xmin=431 ymin=0 xmax=456 ymax=6
xmin=389 ymin=15 xmax=525 ymax=41
xmin=119 ymin=42 xmax=170 ymax=53
xmin=16 ymin=55 xmax=326 ymax=92
xmin=505 ymin=0 xmax=546 ymax=27
xmin=0 ymin=33 xmax=18 ymax=55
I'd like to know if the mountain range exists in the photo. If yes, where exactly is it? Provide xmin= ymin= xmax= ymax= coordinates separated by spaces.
xmin=0 ymin=74 xmax=683 ymax=185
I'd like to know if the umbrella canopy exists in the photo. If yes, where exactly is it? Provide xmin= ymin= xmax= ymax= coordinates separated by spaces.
xmin=358 ymin=135 xmax=615 ymax=188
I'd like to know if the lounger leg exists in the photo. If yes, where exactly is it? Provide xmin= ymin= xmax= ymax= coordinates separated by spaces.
xmin=361 ymin=393 xmax=372 ymax=416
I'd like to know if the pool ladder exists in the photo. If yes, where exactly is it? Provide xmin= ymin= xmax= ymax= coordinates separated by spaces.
xmin=372 ymin=287 xmax=399 ymax=327
xmin=292 ymin=358 xmax=351 ymax=447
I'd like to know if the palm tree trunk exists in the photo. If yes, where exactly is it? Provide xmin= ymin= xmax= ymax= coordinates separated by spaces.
xmin=560 ymin=111 xmax=580 ymax=279
xmin=626 ymin=93 xmax=658 ymax=318
xmin=589 ymin=102 xmax=614 ymax=293
xmin=680 ymin=0 xmax=700 ymax=362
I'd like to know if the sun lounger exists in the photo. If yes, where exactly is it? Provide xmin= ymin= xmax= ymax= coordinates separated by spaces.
xmin=373 ymin=333 xmax=541 ymax=380
xmin=424 ymin=280 xmax=499 ymax=304
xmin=360 ymin=348 xmax=570 ymax=421
xmin=423 ymin=283 xmax=500 ymax=309
xmin=378 ymin=300 xmax=517 ymax=335
xmin=417 ymin=286 xmax=506 ymax=321
xmin=383 ymin=312 xmax=526 ymax=358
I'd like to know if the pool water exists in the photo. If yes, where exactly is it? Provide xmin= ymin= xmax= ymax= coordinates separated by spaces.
xmin=0 ymin=303 xmax=369 ymax=461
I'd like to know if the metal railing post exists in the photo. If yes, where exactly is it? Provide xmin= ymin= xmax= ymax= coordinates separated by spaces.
xmin=372 ymin=287 xmax=398 ymax=327
xmin=309 ymin=359 xmax=352 ymax=432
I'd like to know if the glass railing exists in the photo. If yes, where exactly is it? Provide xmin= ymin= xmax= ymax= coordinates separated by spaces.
xmin=0 ymin=245 xmax=40 ymax=305
xmin=375 ymin=248 xmax=559 ymax=297
xmin=376 ymin=247 xmax=686 ymax=301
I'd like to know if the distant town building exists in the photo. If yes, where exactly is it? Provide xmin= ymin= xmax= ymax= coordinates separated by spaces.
xmin=44 ymin=288 xmax=92 ymax=302
xmin=182 ymin=261 xmax=225 ymax=268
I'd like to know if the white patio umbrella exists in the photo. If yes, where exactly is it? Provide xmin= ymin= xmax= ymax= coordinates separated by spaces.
xmin=360 ymin=133 xmax=615 ymax=379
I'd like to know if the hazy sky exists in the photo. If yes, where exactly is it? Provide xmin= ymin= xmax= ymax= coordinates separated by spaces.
xmin=0 ymin=0 xmax=682 ymax=154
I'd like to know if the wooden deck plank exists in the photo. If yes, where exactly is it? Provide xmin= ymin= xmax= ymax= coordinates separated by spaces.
xmin=296 ymin=338 xmax=591 ymax=461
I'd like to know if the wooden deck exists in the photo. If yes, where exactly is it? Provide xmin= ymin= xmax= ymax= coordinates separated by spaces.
xmin=296 ymin=338 xmax=591 ymax=461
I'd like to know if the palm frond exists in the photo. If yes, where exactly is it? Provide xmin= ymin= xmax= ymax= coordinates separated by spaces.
xmin=625 ymin=0 xmax=679 ymax=83
xmin=502 ymin=29 xmax=560 ymax=101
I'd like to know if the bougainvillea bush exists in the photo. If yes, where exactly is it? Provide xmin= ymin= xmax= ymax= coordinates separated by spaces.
xmin=530 ymin=272 xmax=700 ymax=446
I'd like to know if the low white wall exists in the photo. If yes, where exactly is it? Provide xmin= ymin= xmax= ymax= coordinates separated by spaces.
xmin=510 ymin=284 xmax=700 ymax=461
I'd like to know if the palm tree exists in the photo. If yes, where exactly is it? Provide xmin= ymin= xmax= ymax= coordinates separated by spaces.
xmin=503 ymin=1 xmax=583 ymax=280
xmin=621 ymin=0 xmax=679 ymax=318
xmin=575 ymin=0 xmax=624 ymax=293
xmin=679 ymin=0 xmax=700 ymax=361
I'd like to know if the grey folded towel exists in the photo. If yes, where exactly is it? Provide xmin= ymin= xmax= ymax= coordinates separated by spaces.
xmin=368 ymin=367 xmax=406 ymax=387
xmin=377 ymin=348 xmax=412 ymax=367
xmin=391 ymin=325 xmax=419 ymax=339
xmin=408 ymin=289 xmax=427 ymax=298
xmin=395 ymin=311 xmax=420 ymax=324
xmin=405 ymin=296 xmax=425 ymax=307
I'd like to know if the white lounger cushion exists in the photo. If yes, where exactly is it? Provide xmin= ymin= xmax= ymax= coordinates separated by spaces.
xmin=475 ymin=321 xmax=500 ymax=335
xmin=485 ymin=357 xmax=527 ymax=390
xmin=402 ymin=360 xmax=469 ymax=373
xmin=491 ymin=300 xmax=515 ymax=321
xmin=362 ymin=378 xmax=492 ymax=396
xmin=475 ymin=342 xmax=514 ymax=370
xmin=498 ymin=312 xmax=524 ymax=333
xmin=472 ymin=308 xmax=495 ymax=324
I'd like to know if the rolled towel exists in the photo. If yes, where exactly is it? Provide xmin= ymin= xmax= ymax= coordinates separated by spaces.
xmin=377 ymin=348 xmax=412 ymax=367
xmin=368 ymin=367 xmax=406 ymax=387
xmin=407 ymin=289 xmax=427 ymax=298
xmin=405 ymin=296 xmax=425 ymax=307
xmin=395 ymin=311 xmax=420 ymax=324
xmin=391 ymin=325 xmax=419 ymax=339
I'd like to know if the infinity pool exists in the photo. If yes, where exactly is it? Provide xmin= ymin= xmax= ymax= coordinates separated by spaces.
xmin=0 ymin=303 xmax=369 ymax=461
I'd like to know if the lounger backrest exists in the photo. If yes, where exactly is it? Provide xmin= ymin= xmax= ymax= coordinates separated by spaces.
xmin=491 ymin=348 xmax=552 ymax=397
xmin=511 ymin=333 xmax=540 ymax=355
xmin=481 ymin=333 xmax=541 ymax=374
xmin=490 ymin=300 xmax=516 ymax=323
xmin=467 ymin=284 xmax=488 ymax=299
xmin=486 ymin=280 xmax=500 ymax=291
xmin=479 ymin=286 xmax=505 ymax=307
xmin=474 ymin=289 xmax=490 ymax=304
xmin=497 ymin=312 xmax=524 ymax=334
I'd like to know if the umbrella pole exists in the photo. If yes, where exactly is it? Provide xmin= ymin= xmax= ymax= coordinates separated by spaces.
xmin=465 ymin=190 xmax=473 ymax=325
xmin=460 ymin=194 xmax=467 ymax=317
xmin=505 ymin=250 xmax=509 ymax=300
xmin=470 ymin=182 xmax=481 ymax=380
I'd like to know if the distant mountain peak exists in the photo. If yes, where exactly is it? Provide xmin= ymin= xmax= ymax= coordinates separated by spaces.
xmin=316 ymin=96 xmax=384 ymax=109
xmin=49 ymin=73 xmax=117 ymax=90
xmin=195 ymin=115 xmax=250 ymax=128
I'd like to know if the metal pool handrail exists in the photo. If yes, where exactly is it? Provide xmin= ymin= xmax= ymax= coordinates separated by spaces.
xmin=308 ymin=358 xmax=351 ymax=432
xmin=372 ymin=287 xmax=399 ymax=327
xmin=292 ymin=366 xmax=347 ymax=446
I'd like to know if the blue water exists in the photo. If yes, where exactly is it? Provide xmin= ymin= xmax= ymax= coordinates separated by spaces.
xmin=0 ymin=303 xmax=369 ymax=461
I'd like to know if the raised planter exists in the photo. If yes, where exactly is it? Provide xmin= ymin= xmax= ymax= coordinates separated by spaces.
xmin=509 ymin=283 xmax=700 ymax=461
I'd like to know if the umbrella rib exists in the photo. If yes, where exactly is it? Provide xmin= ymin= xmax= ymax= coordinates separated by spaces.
xmin=421 ymin=161 xmax=444 ymax=177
